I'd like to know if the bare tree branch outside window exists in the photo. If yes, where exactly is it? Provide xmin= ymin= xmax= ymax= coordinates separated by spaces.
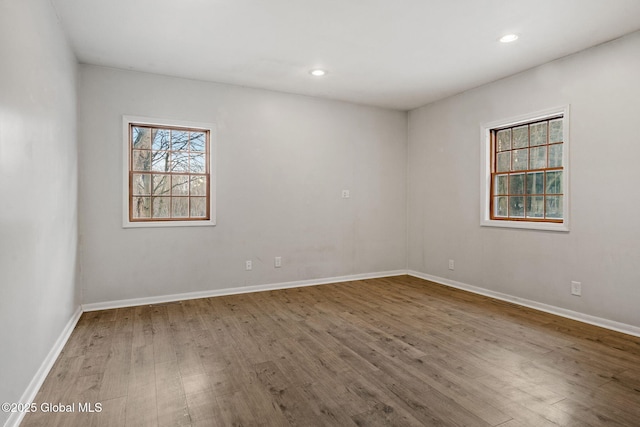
xmin=129 ymin=124 xmax=209 ymax=221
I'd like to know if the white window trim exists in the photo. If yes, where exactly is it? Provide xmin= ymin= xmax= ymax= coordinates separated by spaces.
xmin=480 ymin=105 xmax=570 ymax=232
xmin=122 ymin=115 xmax=217 ymax=228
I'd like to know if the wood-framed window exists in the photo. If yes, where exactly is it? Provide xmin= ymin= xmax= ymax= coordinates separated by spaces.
xmin=481 ymin=106 xmax=569 ymax=232
xmin=123 ymin=116 xmax=216 ymax=228
xmin=491 ymin=117 xmax=563 ymax=221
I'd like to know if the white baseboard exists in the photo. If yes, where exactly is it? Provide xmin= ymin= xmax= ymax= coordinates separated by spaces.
xmin=82 ymin=270 xmax=408 ymax=312
xmin=407 ymin=270 xmax=640 ymax=338
xmin=4 ymin=306 xmax=83 ymax=427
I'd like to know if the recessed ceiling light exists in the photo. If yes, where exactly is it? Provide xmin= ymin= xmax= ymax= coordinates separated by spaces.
xmin=499 ymin=34 xmax=519 ymax=43
xmin=310 ymin=69 xmax=327 ymax=77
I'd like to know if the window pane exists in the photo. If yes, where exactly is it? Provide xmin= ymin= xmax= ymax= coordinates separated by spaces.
xmin=172 ymin=197 xmax=189 ymax=218
xmin=513 ymin=126 xmax=528 ymax=148
xmin=512 ymin=149 xmax=528 ymax=171
xmin=171 ymin=151 xmax=190 ymax=172
xmin=152 ymin=197 xmax=170 ymax=218
xmin=546 ymin=196 xmax=563 ymax=219
xmin=497 ymin=129 xmax=511 ymax=151
xmin=530 ymin=122 xmax=547 ymax=146
xmin=171 ymin=130 xmax=189 ymax=151
xmin=190 ymin=132 xmax=206 ymax=152
xmin=190 ymin=197 xmax=207 ymax=217
xmin=190 ymin=176 xmax=207 ymax=196
xmin=151 ymin=151 xmax=170 ymax=172
xmin=530 ymin=146 xmax=546 ymax=169
xmin=495 ymin=174 xmax=508 ymax=195
xmin=172 ymin=175 xmax=189 ymax=196
xmin=132 ymin=174 xmax=151 ymax=196
xmin=509 ymin=173 xmax=525 ymax=195
xmin=497 ymin=152 xmax=510 ymax=172
xmin=152 ymin=174 xmax=171 ymax=196
xmin=495 ymin=196 xmax=508 ymax=217
xmin=132 ymin=197 xmax=150 ymax=218
xmin=526 ymin=172 xmax=544 ymax=195
xmin=526 ymin=196 xmax=544 ymax=218
xmin=132 ymin=150 xmax=151 ymax=171
xmin=510 ymin=196 xmax=525 ymax=217
xmin=546 ymin=171 xmax=562 ymax=194
xmin=132 ymin=126 xmax=151 ymax=149
xmin=152 ymin=129 xmax=170 ymax=150
xmin=549 ymin=119 xmax=563 ymax=143
xmin=190 ymin=153 xmax=206 ymax=173
xmin=549 ymin=144 xmax=562 ymax=168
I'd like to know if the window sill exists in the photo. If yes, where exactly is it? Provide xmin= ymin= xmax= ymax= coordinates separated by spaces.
xmin=122 ymin=218 xmax=216 ymax=229
xmin=481 ymin=218 xmax=569 ymax=232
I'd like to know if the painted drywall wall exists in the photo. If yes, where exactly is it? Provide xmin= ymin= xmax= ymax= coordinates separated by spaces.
xmin=408 ymin=31 xmax=640 ymax=327
xmin=0 ymin=0 xmax=79 ymax=424
xmin=78 ymin=66 xmax=407 ymax=304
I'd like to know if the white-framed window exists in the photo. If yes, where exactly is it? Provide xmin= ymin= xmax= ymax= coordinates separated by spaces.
xmin=480 ymin=106 xmax=569 ymax=232
xmin=122 ymin=116 xmax=216 ymax=228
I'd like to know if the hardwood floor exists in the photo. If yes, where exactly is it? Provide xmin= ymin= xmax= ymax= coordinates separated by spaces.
xmin=21 ymin=276 xmax=640 ymax=426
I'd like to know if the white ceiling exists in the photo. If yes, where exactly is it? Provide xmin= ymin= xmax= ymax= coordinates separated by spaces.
xmin=51 ymin=0 xmax=640 ymax=110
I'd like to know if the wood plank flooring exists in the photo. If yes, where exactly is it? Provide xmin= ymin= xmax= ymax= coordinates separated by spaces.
xmin=21 ymin=276 xmax=640 ymax=426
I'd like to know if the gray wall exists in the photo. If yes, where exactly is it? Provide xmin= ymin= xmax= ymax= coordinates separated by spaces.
xmin=0 ymin=0 xmax=79 ymax=423
xmin=408 ymin=31 xmax=640 ymax=327
xmin=78 ymin=66 xmax=407 ymax=304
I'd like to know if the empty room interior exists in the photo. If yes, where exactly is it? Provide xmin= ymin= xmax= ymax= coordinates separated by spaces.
xmin=2 ymin=0 xmax=640 ymax=426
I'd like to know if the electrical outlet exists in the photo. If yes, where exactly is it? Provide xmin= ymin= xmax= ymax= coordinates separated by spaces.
xmin=245 ymin=260 xmax=252 ymax=271
xmin=274 ymin=256 xmax=282 ymax=268
xmin=341 ymin=190 xmax=350 ymax=198
xmin=448 ymin=259 xmax=454 ymax=270
xmin=571 ymin=281 xmax=581 ymax=296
